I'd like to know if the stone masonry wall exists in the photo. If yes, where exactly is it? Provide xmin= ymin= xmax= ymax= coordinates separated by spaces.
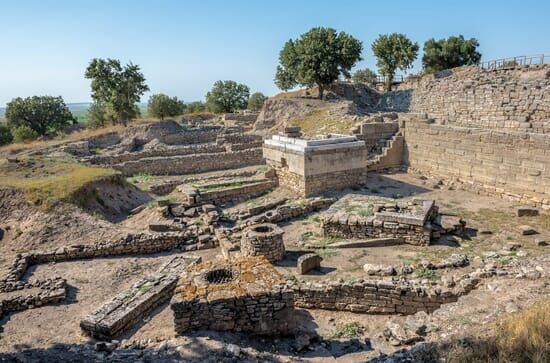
xmin=378 ymin=65 xmax=550 ymax=133
xmin=403 ymin=117 xmax=550 ymax=207
xmin=114 ymin=148 xmax=264 ymax=176
xmin=293 ymin=280 xmax=462 ymax=315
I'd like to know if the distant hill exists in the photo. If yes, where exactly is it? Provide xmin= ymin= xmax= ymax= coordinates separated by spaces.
xmin=0 ymin=102 xmax=148 ymax=124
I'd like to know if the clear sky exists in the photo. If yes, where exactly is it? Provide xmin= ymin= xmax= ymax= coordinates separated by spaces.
xmin=1 ymin=0 xmax=549 ymax=105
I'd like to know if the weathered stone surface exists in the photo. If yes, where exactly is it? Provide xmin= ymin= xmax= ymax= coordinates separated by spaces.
xmin=517 ymin=206 xmax=539 ymax=217
xmin=171 ymin=257 xmax=294 ymax=335
xmin=80 ymin=256 xmax=200 ymax=340
xmin=241 ymin=223 xmax=285 ymax=262
xmin=519 ymin=225 xmax=538 ymax=235
xmin=297 ymin=253 xmax=322 ymax=274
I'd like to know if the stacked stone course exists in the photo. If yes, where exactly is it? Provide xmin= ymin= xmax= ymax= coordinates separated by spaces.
xmin=80 ymin=255 xmax=200 ymax=340
xmin=171 ymin=257 xmax=294 ymax=335
xmin=379 ymin=65 xmax=550 ymax=133
xmin=241 ymin=223 xmax=285 ymax=262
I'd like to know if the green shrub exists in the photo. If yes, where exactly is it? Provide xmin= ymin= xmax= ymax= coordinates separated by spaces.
xmin=12 ymin=125 xmax=39 ymax=143
xmin=0 ymin=123 xmax=13 ymax=146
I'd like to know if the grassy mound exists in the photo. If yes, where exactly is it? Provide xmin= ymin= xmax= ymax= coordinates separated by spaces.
xmin=290 ymin=109 xmax=355 ymax=136
xmin=0 ymin=156 xmax=118 ymax=209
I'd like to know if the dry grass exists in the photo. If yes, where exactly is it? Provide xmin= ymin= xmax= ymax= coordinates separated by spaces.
xmin=446 ymin=299 xmax=550 ymax=362
xmin=0 ymin=156 xmax=117 ymax=209
xmin=0 ymin=118 xmax=159 ymax=153
xmin=290 ymin=109 xmax=355 ymax=136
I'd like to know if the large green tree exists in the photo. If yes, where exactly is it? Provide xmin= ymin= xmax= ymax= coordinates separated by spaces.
xmin=274 ymin=27 xmax=363 ymax=99
xmin=372 ymin=33 xmax=419 ymax=90
xmin=206 ymin=80 xmax=250 ymax=113
xmin=85 ymin=58 xmax=149 ymax=126
xmin=147 ymin=94 xmax=186 ymax=120
xmin=422 ymin=35 xmax=481 ymax=73
xmin=247 ymin=92 xmax=267 ymax=111
xmin=5 ymin=96 xmax=75 ymax=136
xmin=352 ymin=68 xmax=377 ymax=86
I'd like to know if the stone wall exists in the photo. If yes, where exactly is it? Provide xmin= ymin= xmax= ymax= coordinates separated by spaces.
xmin=171 ymin=257 xmax=294 ymax=335
xmin=0 ymin=278 xmax=67 ymax=318
xmin=293 ymin=279 xmax=462 ymax=315
xmin=80 ymin=256 xmax=200 ymax=340
xmin=356 ymin=122 xmax=399 ymax=150
xmin=379 ymin=65 xmax=550 ymax=133
xmin=403 ymin=117 xmax=550 ymax=207
xmin=241 ymin=223 xmax=285 ymax=262
xmin=113 ymin=148 xmax=264 ymax=176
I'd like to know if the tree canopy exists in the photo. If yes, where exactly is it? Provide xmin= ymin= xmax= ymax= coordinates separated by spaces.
xmin=274 ymin=27 xmax=363 ymax=98
xmin=186 ymin=101 xmax=207 ymax=114
xmin=352 ymin=68 xmax=377 ymax=85
xmin=147 ymin=94 xmax=186 ymax=120
xmin=247 ymin=92 xmax=267 ymax=111
xmin=85 ymin=58 xmax=149 ymax=126
xmin=372 ymin=33 xmax=419 ymax=90
xmin=422 ymin=35 xmax=481 ymax=73
xmin=206 ymin=80 xmax=250 ymax=113
xmin=0 ymin=123 xmax=13 ymax=146
xmin=5 ymin=96 xmax=75 ymax=136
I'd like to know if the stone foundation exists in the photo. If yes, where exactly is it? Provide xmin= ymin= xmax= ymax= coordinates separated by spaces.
xmin=80 ymin=256 xmax=200 ymax=340
xmin=241 ymin=223 xmax=285 ymax=262
xmin=321 ymin=197 xmax=439 ymax=246
xmin=263 ymin=134 xmax=368 ymax=197
xmin=113 ymin=148 xmax=263 ymax=176
xmin=171 ymin=257 xmax=294 ymax=335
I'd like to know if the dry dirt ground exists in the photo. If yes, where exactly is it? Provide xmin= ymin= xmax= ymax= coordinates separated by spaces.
xmin=0 ymin=170 xmax=549 ymax=362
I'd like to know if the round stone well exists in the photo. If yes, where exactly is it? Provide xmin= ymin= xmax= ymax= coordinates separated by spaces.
xmin=170 ymin=256 xmax=294 ymax=335
xmin=241 ymin=223 xmax=285 ymax=262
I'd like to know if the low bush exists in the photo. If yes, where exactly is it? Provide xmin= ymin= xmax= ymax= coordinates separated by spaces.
xmin=12 ymin=125 xmax=39 ymax=143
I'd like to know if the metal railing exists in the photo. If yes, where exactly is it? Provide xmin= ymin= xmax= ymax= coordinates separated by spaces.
xmin=479 ymin=54 xmax=549 ymax=70
xmin=374 ymin=75 xmax=404 ymax=84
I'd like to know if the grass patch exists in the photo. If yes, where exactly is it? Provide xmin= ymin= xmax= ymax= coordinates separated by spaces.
xmin=128 ymin=173 xmax=153 ymax=185
xmin=414 ymin=266 xmax=439 ymax=281
xmin=0 ymin=157 xmax=117 ymax=209
xmin=445 ymin=299 xmax=550 ymax=363
xmin=325 ymin=322 xmax=364 ymax=340
xmin=316 ymin=248 xmax=338 ymax=259
xmin=256 ymin=165 xmax=268 ymax=172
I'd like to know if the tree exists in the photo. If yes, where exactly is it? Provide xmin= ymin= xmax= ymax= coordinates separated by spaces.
xmin=84 ymin=58 xmax=149 ymax=126
xmin=247 ymin=92 xmax=267 ymax=111
xmin=186 ymin=101 xmax=207 ymax=113
xmin=147 ymin=94 xmax=186 ymax=120
xmin=206 ymin=80 xmax=250 ymax=113
xmin=5 ymin=96 xmax=75 ymax=136
xmin=86 ymin=102 xmax=108 ymax=129
xmin=422 ymin=35 xmax=481 ymax=73
xmin=274 ymin=27 xmax=363 ymax=99
xmin=372 ymin=33 xmax=419 ymax=90
xmin=352 ymin=68 xmax=377 ymax=85
xmin=0 ymin=123 xmax=13 ymax=146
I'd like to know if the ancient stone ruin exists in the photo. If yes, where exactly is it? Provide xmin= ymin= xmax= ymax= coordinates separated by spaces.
xmin=263 ymin=134 xmax=368 ymax=196
xmin=240 ymin=223 xmax=285 ymax=262
xmin=170 ymin=256 xmax=294 ymax=335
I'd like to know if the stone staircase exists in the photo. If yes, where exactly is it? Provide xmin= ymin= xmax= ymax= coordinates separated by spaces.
xmin=366 ymin=131 xmax=404 ymax=172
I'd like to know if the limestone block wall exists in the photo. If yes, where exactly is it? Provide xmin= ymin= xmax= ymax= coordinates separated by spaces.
xmin=403 ymin=118 xmax=550 ymax=206
xmin=113 ymin=148 xmax=264 ymax=176
xmin=80 ymin=256 xmax=200 ymax=340
xmin=198 ymin=180 xmax=276 ymax=205
xmin=293 ymin=280 xmax=461 ymax=315
xmin=378 ymin=65 xmax=550 ymax=133
xmin=357 ymin=122 xmax=399 ymax=150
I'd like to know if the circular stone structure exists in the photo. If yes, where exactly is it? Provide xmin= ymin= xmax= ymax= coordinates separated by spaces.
xmin=241 ymin=223 xmax=285 ymax=262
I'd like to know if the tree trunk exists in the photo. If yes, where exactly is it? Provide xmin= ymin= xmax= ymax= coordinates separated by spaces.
xmin=385 ymin=74 xmax=394 ymax=92
xmin=318 ymin=84 xmax=324 ymax=100
xmin=119 ymin=113 xmax=127 ymax=127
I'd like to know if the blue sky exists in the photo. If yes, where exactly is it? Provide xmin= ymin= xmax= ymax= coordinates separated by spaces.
xmin=1 ymin=0 xmax=549 ymax=105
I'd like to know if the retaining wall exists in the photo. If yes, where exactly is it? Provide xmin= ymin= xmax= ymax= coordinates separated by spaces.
xmin=113 ymin=148 xmax=264 ymax=176
xmin=403 ymin=117 xmax=550 ymax=207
